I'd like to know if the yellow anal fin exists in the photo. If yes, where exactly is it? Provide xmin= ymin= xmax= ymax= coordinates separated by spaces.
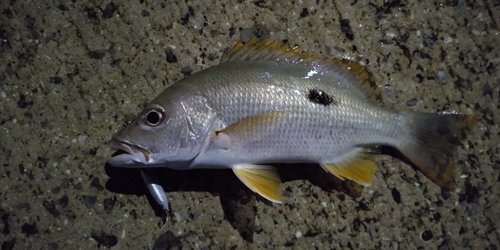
xmin=233 ymin=165 xmax=283 ymax=203
xmin=321 ymin=156 xmax=377 ymax=186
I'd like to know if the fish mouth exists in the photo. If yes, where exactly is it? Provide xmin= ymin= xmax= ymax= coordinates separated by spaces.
xmin=107 ymin=140 xmax=152 ymax=167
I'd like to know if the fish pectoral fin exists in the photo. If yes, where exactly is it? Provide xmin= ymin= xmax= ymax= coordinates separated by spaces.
xmin=321 ymin=153 xmax=377 ymax=186
xmin=213 ymin=130 xmax=232 ymax=149
xmin=232 ymin=165 xmax=283 ymax=203
xmin=214 ymin=111 xmax=292 ymax=149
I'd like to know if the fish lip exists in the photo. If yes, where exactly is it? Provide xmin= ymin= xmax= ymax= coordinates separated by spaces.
xmin=107 ymin=140 xmax=151 ymax=166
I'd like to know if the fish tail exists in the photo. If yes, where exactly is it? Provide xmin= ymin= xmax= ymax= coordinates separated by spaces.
xmin=397 ymin=112 xmax=478 ymax=191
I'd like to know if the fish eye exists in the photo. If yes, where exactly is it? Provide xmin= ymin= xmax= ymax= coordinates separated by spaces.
xmin=141 ymin=106 xmax=165 ymax=127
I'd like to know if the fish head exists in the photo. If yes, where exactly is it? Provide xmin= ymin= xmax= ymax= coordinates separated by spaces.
xmin=108 ymin=91 xmax=218 ymax=168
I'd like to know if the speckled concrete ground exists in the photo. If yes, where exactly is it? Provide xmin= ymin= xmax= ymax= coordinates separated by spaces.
xmin=1 ymin=0 xmax=499 ymax=249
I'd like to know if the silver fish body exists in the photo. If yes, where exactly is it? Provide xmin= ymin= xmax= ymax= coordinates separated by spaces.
xmin=112 ymin=60 xmax=397 ymax=166
xmin=108 ymin=39 xmax=476 ymax=205
xmin=181 ymin=60 xmax=400 ymax=167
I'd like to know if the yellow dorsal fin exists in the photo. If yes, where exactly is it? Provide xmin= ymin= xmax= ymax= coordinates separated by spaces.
xmin=220 ymin=38 xmax=312 ymax=64
xmin=321 ymin=152 xmax=377 ymax=186
xmin=233 ymin=165 xmax=283 ymax=203
xmin=328 ymin=58 xmax=381 ymax=102
xmin=220 ymin=38 xmax=382 ymax=102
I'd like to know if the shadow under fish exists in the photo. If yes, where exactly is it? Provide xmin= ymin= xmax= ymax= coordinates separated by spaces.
xmin=104 ymin=161 xmax=365 ymax=242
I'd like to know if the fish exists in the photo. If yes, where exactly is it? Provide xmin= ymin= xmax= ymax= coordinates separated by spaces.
xmin=107 ymin=38 xmax=477 ymax=213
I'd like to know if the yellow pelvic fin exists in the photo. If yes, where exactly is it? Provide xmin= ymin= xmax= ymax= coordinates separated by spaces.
xmin=213 ymin=111 xmax=292 ymax=149
xmin=321 ymin=154 xmax=377 ymax=186
xmin=220 ymin=38 xmax=382 ymax=103
xmin=233 ymin=165 xmax=283 ymax=203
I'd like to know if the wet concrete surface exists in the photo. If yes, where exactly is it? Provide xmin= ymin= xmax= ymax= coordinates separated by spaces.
xmin=1 ymin=0 xmax=499 ymax=249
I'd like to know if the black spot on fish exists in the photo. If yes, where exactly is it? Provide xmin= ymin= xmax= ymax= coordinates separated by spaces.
xmin=307 ymin=89 xmax=335 ymax=106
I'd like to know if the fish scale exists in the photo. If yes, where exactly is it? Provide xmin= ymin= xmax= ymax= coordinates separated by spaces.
xmin=205 ymin=62 xmax=397 ymax=150
xmin=190 ymin=61 xmax=398 ymax=162
xmin=108 ymin=38 xmax=477 ymax=214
